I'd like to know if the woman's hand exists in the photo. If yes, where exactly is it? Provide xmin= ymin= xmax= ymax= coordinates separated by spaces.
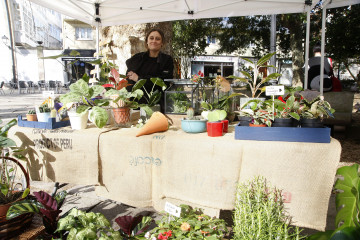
xmin=127 ymin=71 xmax=139 ymax=82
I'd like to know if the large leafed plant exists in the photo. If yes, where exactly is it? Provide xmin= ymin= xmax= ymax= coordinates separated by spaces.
xmin=308 ymin=164 xmax=360 ymax=240
xmin=60 ymin=79 xmax=109 ymax=128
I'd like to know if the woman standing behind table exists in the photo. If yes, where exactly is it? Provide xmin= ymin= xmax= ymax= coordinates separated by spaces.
xmin=126 ymin=28 xmax=174 ymax=113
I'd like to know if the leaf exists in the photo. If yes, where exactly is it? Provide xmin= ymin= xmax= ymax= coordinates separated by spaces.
xmin=150 ymin=78 xmax=167 ymax=91
xmin=132 ymin=216 xmax=153 ymax=236
xmin=0 ymin=118 xmax=17 ymax=136
xmin=239 ymin=71 xmax=252 ymax=80
xmin=257 ymin=52 xmax=276 ymax=67
xmin=330 ymin=227 xmax=360 ymax=240
xmin=6 ymin=199 xmax=42 ymax=219
xmin=307 ymin=230 xmax=334 ymax=240
xmin=140 ymin=105 xmax=153 ymax=117
xmin=264 ymin=73 xmax=281 ymax=82
xmin=89 ymin=106 xmax=109 ymax=128
xmin=115 ymin=215 xmax=144 ymax=237
xmin=148 ymin=90 xmax=161 ymax=107
xmin=0 ymin=136 xmax=16 ymax=148
xmin=54 ymin=190 xmax=67 ymax=209
xmin=207 ymin=110 xmax=227 ymax=122
xmin=69 ymin=50 xmax=80 ymax=57
xmin=40 ymin=54 xmax=67 ymax=59
xmin=33 ymin=191 xmax=58 ymax=210
xmin=69 ymin=79 xmax=90 ymax=98
xmin=22 ymin=188 xmax=30 ymax=199
xmin=56 ymin=215 xmax=76 ymax=232
xmin=90 ymin=85 xmax=105 ymax=98
xmin=334 ymin=164 xmax=360 ymax=230
xmin=40 ymin=208 xmax=62 ymax=223
xmin=240 ymin=57 xmax=254 ymax=65
xmin=289 ymin=112 xmax=300 ymax=121
xmin=133 ymin=79 xmax=147 ymax=91
xmin=111 ymin=68 xmax=120 ymax=81
xmin=201 ymin=101 xmax=212 ymax=111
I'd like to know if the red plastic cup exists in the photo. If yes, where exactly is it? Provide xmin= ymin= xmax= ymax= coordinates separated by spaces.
xmin=221 ymin=120 xmax=229 ymax=133
xmin=207 ymin=122 xmax=224 ymax=137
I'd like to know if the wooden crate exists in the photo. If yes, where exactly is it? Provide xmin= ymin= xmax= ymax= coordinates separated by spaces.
xmin=17 ymin=115 xmax=70 ymax=129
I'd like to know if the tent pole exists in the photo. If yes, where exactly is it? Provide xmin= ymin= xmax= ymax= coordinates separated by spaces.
xmin=304 ymin=9 xmax=310 ymax=90
xmin=270 ymin=14 xmax=276 ymax=77
xmin=96 ymin=22 xmax=100 ymax=80
xmin=320 ymin=5 xmax=327 ymax=95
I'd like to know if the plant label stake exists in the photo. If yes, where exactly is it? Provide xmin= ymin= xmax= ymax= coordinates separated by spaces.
xmin=265 ymin=85 xmax=284 ymax=120
xmin=164 ymin=201 xmax=181 ymax=223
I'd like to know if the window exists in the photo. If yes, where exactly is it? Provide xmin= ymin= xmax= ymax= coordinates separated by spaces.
xmin=75 ymin=27 xmax=92 ymax=40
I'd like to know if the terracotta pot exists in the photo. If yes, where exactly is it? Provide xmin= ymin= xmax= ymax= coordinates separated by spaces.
xmin=26 ymin=114 xmax=37 ymax=121
xmin=112 ymin=107 xmax=131 ymax=127
xmin=136 ymin=112 xmax=168 ymax=137
xmin=207 ymin=122 xmax=223 ymax=137
xmin=249 ymin=123 xmax=267 ymax=127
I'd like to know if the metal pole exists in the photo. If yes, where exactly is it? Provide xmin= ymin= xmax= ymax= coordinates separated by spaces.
xmin=320 ymin=6 xmax=327 ymax=95
xmin=304 ymin=10 xmax=311 ymax=90
xmin=270 ymin=14 xmax=276 ymax=76
xmin=4 ymin=0 xmax=19 ymax=93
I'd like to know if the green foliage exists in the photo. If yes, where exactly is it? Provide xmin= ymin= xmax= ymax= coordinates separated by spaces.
xmin=56 ymin=208 xmax=121 ymax=240
xmin=166 ymin=87 xmax=190 ymax=114
xmin=207 ymin=110 xmax=227 ymax=122
xmin=60 ymin=79 xmax=109 ymax=128
xmin=0 ymin=119 xmax=17 ymax=150
xmin=233 ymin=176 xmax=305 ymax=240
xmin=229 ymin=52 xmax=281 ymax=98
xmin=299 ymin=90 xmax=335 ymax=119
xmin=105 ymin=88 xmax=143 ymax=109
xmin=39 ymin=103 xmax=51 ymax=113
xmin=240 ymin=99 xmax=273 ymax=126
xmin=27 ymin=109 xmax=36 ymax=114
xmin=308 ymin=164 xmax=360 ymax=239
xmin=133 ymin=77 xmax=166 ymax=108
xmin=150 ymin=204 xmax=228 ymax=239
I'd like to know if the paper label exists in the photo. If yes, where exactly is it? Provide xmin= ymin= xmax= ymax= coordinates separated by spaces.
xmin=265 ymin=86 xmax=284 ymax=96
xmin=164 ymin=202 xmax=181 ymax=217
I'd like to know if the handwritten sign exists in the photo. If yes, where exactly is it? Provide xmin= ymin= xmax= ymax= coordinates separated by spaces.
xmin=42 ymin=90 xmax=54 ymax=98
xmin=265 ymin=86 xmax=284 ymax=96
xmin=164 ymin=202 xmax=181 ymax=217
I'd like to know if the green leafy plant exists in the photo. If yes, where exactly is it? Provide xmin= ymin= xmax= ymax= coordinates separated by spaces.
xmin=115 ymin=215 xmax=153 ymax=239
xmin=299 ymin=89 xmax=335 ymax=119
xmin=240 ymin=99 xmax=273 ymax=126
xmin=7 ymin=190 xmax=67 ymax=237
xmin=166 ymin=87 xmax=190 ymax=114
xmin=27 ymin=109 xmax=36 ymax=115
xmin=233 ymin=176 xmax=305 ymax=239
xmin=229 ymin=52 xmax=281 ymax=98
xmin=308 ymin=164 xmax=360 ymax=240
xmin=39 ymin=103 xmax=51 ymax=113
xmin=273 ymin=86 xmax=302 ymax=120
xmin=104 ymin=86 xmax=143 ymax=109
xmin=60 ymin=79 xmax=110 ymax=128
xmin=56 ymin=208 xmax=121 ymax=240
xmin=207 ymin=109 xmax=227 ymax=122
xmin=149 ymin=204 xmax=228 ymax=239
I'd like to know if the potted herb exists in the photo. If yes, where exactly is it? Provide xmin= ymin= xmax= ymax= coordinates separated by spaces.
xmin=60 ymin=79 xmax=109 ymax=129
xmin=229 ymin=52 xmax=281 ymax=109
xmin=298 ymin=89 xmax=335 ymax=128
xmin=104 ymin=81 xmax=143 ymax=128
xmin=26 ymin=109 xmax=37 ymax=122
xmin=181 ymin=107 xmax=207 ymax=133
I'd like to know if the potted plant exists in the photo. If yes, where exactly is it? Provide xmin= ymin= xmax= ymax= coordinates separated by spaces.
xmin=240 ymin=99 xmax=273 ymax=127
xmin=298 ymin=89 xmax=335 ymax=128
xmin=149 ymin=204 xmax=228 ymax=239
xmin=229 ymin=52 xmax=281 ymax=109
xmin=273 ymin=86 xmax=302 ymax=127
xmin=104 ymin=81 xmax=143 ymax=128
xmin=181 ymin=107 xmax=207 ymax=133
xmin=60 ymin=78 xmax=109 ymax=129
xmin=36 ymin=103 xmax=52 ymax=122
xmin=206 ymin=109 xmax=228 ymax=136
xmin=26 ymin=109 xmax=37 ymax=121
xmin=7 ymin=190 xmax=67 ymax=238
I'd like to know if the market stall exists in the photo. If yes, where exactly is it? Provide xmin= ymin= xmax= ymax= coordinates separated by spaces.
xmin=9 ymin=124 xmax=341 ymax=231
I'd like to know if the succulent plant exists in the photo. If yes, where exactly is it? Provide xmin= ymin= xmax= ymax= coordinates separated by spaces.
xmin=186 ymin=107 xmax=195 ymax=120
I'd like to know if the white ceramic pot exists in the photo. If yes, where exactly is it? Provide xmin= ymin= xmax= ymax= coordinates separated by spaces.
xmin=36 ymin=112 xmax=51 ymax=122
xmin=68 ymin=111 xmax=89 ymax=130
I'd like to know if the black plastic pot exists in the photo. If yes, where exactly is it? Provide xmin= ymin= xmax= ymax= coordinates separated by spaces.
xmin=238 ymin=116 xmax=251 ymax=126
xmin=300 ymin=118 xmax=324 ymax=128
xmin=272 ymin=118 xmax=293 ymax=127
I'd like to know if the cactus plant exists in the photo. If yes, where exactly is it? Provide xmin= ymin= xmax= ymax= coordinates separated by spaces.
xmin=186 ymin=107 xmax=195 ymax=120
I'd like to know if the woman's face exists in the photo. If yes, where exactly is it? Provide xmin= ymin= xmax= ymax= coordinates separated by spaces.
xmin=146 ymin=31 xmax=163 ymax=52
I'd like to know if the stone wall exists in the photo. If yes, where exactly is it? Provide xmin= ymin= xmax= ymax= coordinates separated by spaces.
xmin=101 ymin=22 xmax=172 ymax=74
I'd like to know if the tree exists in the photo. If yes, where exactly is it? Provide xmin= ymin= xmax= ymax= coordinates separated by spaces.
xmin=172 ymin=18 xmax=222 ymax=78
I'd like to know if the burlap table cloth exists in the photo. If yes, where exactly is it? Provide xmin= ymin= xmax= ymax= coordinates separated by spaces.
xmin=8 ymin=125 xmax=113 ymax=185
xmin=9 ymin=125 xmax=341 ymax=231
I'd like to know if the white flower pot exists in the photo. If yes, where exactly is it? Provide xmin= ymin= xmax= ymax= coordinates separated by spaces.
xmin=36 ymin=112 xmax=51 ymax=122
xmin=68 ymin=111 xmax=89 ymax=130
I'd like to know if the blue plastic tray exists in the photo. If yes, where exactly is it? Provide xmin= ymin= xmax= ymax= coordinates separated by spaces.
xmin=17 ymin=115 xmax=70 ymax=129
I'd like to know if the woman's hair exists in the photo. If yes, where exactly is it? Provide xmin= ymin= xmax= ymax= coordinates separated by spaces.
xmin=145 ymin=28 xmax=165 ymax=49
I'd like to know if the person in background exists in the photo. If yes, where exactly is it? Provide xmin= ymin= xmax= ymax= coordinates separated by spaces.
xmin=308 ymin=43 xmax=333 ymax=91
xmin=126 ymin=28 xmax=174 ymax=113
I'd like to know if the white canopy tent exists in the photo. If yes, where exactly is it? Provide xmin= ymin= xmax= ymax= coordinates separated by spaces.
xmin=27 ymin=0 xmax=360 ymax=91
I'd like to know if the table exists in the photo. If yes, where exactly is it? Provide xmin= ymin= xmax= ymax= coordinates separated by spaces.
xmin=9 ymin=125 xmax=341 ymax=231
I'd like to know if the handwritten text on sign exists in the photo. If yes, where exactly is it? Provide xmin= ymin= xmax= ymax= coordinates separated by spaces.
xmin=265 ymin=86 xmax=284 ymax=96
xmin=164 ymin=202 xmax=181 ymax=217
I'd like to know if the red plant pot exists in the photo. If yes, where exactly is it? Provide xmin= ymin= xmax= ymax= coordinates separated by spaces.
xmin=221 ymin=120 xmax=229 ymax=133
xmin=207 ymin=122 xmax=224 ymax=137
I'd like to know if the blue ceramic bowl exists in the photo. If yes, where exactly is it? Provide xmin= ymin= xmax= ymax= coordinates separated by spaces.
xmin=181 ymin=119 xmax=207 ymax=133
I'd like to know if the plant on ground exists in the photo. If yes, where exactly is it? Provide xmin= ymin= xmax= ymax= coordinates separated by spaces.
xmin=56 ymin=208 xmax=122 ymax=240
xmin=233 ymin=176 xmax=305 ymax=239
xmin=115 ymin=214 xmax=153 ymax=239
xmin=149 ymin=204 xmax=228 ymax=239
xmin=308 ymin=164 xmax=360 ymax=240
xmin=7 ymin=190 xmax=67 ymax=237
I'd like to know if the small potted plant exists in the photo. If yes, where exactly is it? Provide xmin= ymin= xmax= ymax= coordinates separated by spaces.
xmin=240 ymin=99 xmax=273 ymax=127
xmin=181 ymin=107 xmax=207 ymax=133
xmin=26 ymin=109 xmax=37 ymax=121
xmin=206 ymin=109 xmax=228 ymax=136
xmin=298 ymin=89 xmax=335 ymax=128
xmin=36 ymin=103 xmax=52 ymax=122
xmin=104 ymin=81 xmax=143 ymax=128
